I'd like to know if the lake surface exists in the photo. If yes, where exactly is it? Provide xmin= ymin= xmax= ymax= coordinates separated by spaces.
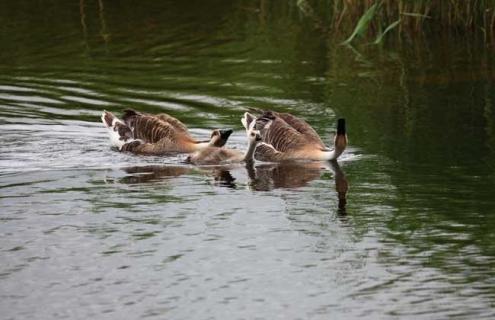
xmin=1 ymin=1 xmax=495 ymax=319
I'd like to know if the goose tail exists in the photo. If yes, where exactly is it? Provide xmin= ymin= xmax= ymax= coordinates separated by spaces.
xmin=241 ymin=112 xmax=257 ymax=131
xmin=101 ymin=111 xmax=134 ymax=149
xmin=337 ymin=118 xmax=346 ymax=136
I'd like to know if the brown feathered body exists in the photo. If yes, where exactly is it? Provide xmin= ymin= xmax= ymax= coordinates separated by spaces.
xmin=102 ymin=109 xmax=231 ymax=156
xmin=121 ymin=110 xmax=203 ymax=154
xmin=187 ymin=147 xmax=244 ymax=165
xmin=243 ymin=110 xmax=346 ymax=162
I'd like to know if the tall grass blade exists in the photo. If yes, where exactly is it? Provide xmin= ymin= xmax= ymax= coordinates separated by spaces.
xmin=400 ymin=12 xmax=431 ymax=19
xmin=374 ymin=18 xmax=401 ymax=44
xmin=341 ymin=2 xmax=380 ymax=45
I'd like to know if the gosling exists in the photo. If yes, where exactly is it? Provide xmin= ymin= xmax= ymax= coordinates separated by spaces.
xmin=187 ymin=129 xmax=262 ymax=165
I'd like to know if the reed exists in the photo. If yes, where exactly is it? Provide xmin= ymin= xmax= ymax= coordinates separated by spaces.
xmin=297 ymin=0 xmax=495 ymax=44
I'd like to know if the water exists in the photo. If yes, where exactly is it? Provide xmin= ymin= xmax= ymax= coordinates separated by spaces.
xmin=1 ymin=1 xmax=495 ymax=319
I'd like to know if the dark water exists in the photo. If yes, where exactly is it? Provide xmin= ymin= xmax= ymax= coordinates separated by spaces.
xmin=1 ymin=1 xmax=495 ymax=319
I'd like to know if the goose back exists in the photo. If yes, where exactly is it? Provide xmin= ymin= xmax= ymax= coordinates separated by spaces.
xmin=187 ymin=147 xmax=243 ymax=165
xmin=255 ymin=112 xmax=311 ymax=154
xmin=244 ymin=110 xmax=346 ymax=162
xmin=103 ymin=110 xmax=233 ymax=155
xmin=154 ymin=113 xmax=189 ymax=134
xmin=275 ymin=112 xmax=325 ymax=148
xmin=122 ymin=110 xmax=194 ymax=145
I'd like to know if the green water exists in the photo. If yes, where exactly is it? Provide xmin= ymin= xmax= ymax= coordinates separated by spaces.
xmin=1 ymin=1 xmax=495 ymax=319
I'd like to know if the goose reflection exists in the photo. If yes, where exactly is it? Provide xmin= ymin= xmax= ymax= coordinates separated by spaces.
xmin=328 ymin=160 xmax=348 ymax=214
xmin=118 ymin=160 xmax=349 ymax=211
xmin=119 ymin=165 xmax=236 ymax=188
xmin=246 ymin=161 xmax=322 ymax=190
xmin=246 ymin=160 xmax=349 ymax=212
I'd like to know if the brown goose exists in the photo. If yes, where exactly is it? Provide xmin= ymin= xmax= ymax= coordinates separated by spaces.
xmin=101 ymin=109 xmax=232 ymax=155
xmin=241 ymin=110 xmax=347 ymax=161
xmin=187 ymin=129 xmax=262 ymax=165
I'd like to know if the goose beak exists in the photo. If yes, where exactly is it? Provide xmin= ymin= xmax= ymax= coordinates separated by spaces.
xmin=219 ymin=129 xmax=233 ymax=140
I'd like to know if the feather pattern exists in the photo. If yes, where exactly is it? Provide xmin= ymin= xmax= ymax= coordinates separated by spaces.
xmin=243 ymin=110 xmax=347 ymax=162
xmin=275 ymin=112 xmax=325 ymax=148
xmin=120 ymin=139 xmax=180 ymax=155
xmin=187 ymin=147 xmax=244 ymax=165
xmin=123 ymin=111 xmax=191 ymax=145
xmin=154 ymin=113 xmax=189 ymax=134
xmin=254 ymin=143 xmax=285 ymax=162
xmin=102 ymin=109 xmax=232 ymax=155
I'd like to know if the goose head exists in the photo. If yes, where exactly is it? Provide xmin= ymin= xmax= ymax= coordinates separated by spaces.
xmin=209 ymin=128 xmax=233 ymax=147
xmin=243 ymin=129 xmax=262 ymax=163
xmin=247 ymin=129 xmax=262 ymax=144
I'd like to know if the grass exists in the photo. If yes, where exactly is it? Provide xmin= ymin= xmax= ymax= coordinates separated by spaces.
xmin=297 ymin=0 xmax=495 ymax=44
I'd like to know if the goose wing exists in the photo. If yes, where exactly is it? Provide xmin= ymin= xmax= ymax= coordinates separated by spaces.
xmin=122 ymin=109 xmax=192 ymax=144
xmin=154 ymin=113 xmax=189 ymax=134
xmin=255 ymin=111 xmax=308 ymax=153
xmin=129 ymin=115 xmax=181 ymax=143
xmin=254 ymin=143 xmax=286 ymax=162
xmin=120 ymin=138 xmax=185 ymax=155
xmin=275 ymin=112 xmax=325 ymax=148
xmin=248 ymin=109 xmax=325 ymax=148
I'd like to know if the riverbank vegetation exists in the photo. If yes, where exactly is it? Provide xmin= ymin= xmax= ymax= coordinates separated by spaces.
xmin=297 ymin=0 xmax=495 ymax=44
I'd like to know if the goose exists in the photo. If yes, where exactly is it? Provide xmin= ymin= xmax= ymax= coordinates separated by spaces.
xmin=101 ymin=109 xmax=233 ymax=155
xmin=241 ymin=110 xmax=347 ymax=162
xmin=187 ymin=129 xmax=262 ymax=165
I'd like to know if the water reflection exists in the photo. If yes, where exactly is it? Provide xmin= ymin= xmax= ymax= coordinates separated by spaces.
xmin=246 ymin=161 xmax=321 ymax=191
xmin=247 ymin=160 xmax=348 ymax=211
xmin=120 ymin=165 xmax=191 ymax=184
xmin=329 ymin=160 xmax=348 ymax=213
xmin=258 ymin=160 xmax=349 ymax=212
xmin=119 ymin=165 xmax=237 ymax=188
xmin=118 ymin=160 xmax=349 ymax=210
xmin=2 ymin=1 xmax=495 ymax=318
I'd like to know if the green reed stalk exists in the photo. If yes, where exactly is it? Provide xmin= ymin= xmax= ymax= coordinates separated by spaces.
xmin=300 ymin=0 xmax=495 ymax=44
